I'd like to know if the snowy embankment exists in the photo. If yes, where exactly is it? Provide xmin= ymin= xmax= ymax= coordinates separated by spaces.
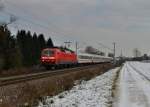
xmin=38 ymin=68 xmax=119 ymax=107
xmin=114 ymin=62 xmax=150 ymax=107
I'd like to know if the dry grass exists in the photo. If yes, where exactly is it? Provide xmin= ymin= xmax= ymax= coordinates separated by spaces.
xmin=0 ymin=65 xmax=44 ymax=77
xmin=109 ymin=67 xmax=122 ymax=107
xmin=0 ymin=64 xmax=114 ymax=107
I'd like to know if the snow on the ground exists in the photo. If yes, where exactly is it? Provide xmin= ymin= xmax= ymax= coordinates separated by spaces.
xmin=114 ymin=61 xmax=150 ymax=107
xmin=38 ymin=68 xmax=119 ymax=107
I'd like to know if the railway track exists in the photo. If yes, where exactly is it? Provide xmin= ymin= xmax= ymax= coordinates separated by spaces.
xmin=0 ymin=63 xmax=110 ymax=86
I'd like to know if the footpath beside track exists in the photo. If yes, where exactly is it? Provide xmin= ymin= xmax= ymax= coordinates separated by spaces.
xmin=113 ymin=62 xmax=150 ymax=107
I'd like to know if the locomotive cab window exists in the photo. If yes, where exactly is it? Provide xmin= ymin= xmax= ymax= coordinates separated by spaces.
xmin=42 ymin=50 xmax=54 ymax=56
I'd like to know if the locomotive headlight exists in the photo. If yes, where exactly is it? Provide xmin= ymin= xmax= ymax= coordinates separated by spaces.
xmin=41 ymin=56 xmax=46 ymax=59
xmin=48 ymin=57 xmax=55 ymax=60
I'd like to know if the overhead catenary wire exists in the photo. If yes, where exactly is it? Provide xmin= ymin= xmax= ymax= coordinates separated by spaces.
xmin=0 ymin=3 xmax=78 ymax=49
xmin=2 ymin=1 xmax=92 ymax=50
xmin=98 ymin=43 xmax=113 ymax=52
xmin=2 ymin=0 xmax=78 ymax=40
xmin=1 ymin=0 xmax=101 ymax=52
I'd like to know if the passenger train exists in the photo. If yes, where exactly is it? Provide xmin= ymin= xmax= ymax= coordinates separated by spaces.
xmin=40 ymin=47 xmax=112 ymax=69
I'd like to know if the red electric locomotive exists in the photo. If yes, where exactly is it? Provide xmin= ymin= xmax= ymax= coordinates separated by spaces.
xmin=40 ymin=47 xmax=78 ymax=69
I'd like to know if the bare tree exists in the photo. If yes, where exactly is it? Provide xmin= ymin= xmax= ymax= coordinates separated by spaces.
xmin=0 ymin=0 xmax=17 ymax=26
xmin=10 ymin=14 xmax=17 ymax=23
xmin=0 ymin=14 xmax=18 ymax=27
xmin=133 ymin=48 xmax=141 ymax=57
xmin=0 ymin=0 xmax=4 ymax=11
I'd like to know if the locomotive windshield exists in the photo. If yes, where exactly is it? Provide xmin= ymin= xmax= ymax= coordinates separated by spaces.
xmin=42 ymin=50 xmax=54 ymax=56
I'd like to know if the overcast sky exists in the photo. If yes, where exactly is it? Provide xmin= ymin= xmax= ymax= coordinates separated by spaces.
xmin=1 ymin=0 xmax=150 ymax=56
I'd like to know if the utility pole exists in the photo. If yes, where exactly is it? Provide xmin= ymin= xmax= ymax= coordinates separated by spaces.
xmin=75 ymin=41 xmax=78 ymax=55
xmin=120 ymin=49 xmax=123 ymax=58
xmin=64 ymin=41 xmax=72 ymax=48
xmin=98 ymin=42 xmax=113 ymax=57
xmin=113 ymin=42 xmax=116 ymax=64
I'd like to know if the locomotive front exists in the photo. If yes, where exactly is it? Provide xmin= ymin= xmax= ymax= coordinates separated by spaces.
xmin=40 ymin=47 xmax=78 ymax=69
xmin=40 ymin=48 xmax=56 ymax=66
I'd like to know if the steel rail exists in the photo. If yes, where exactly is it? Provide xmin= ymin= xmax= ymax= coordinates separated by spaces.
xmin=0 ymin=64 xmax=109 ymax=86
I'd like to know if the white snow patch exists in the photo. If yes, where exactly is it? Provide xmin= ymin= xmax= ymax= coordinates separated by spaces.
xmin=114 ymin=61 xmax=150 ymax=107
xmin=38 ymin=68 xmax=119 ymax=107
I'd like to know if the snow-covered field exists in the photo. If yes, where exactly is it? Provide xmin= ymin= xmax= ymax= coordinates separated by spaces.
xmin=114 ymin=62 xmax=150 ymax=107
xmin=38 ymin=68 xmax=119 ymax=107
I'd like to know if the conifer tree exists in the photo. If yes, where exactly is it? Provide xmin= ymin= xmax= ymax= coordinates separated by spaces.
xmin=38 ymin=34 xmax=46 ymax=51
xmin=0 ymin=26 xmax=22 ymax=69
xmin=47 ymin=37 xmax=54 ymax=48
xmin=32 ymin=33 xmax=40 ymax=64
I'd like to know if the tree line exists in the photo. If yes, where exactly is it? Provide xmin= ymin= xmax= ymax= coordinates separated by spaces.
xmin=0 ymin=26 xmax=54 ymax=70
